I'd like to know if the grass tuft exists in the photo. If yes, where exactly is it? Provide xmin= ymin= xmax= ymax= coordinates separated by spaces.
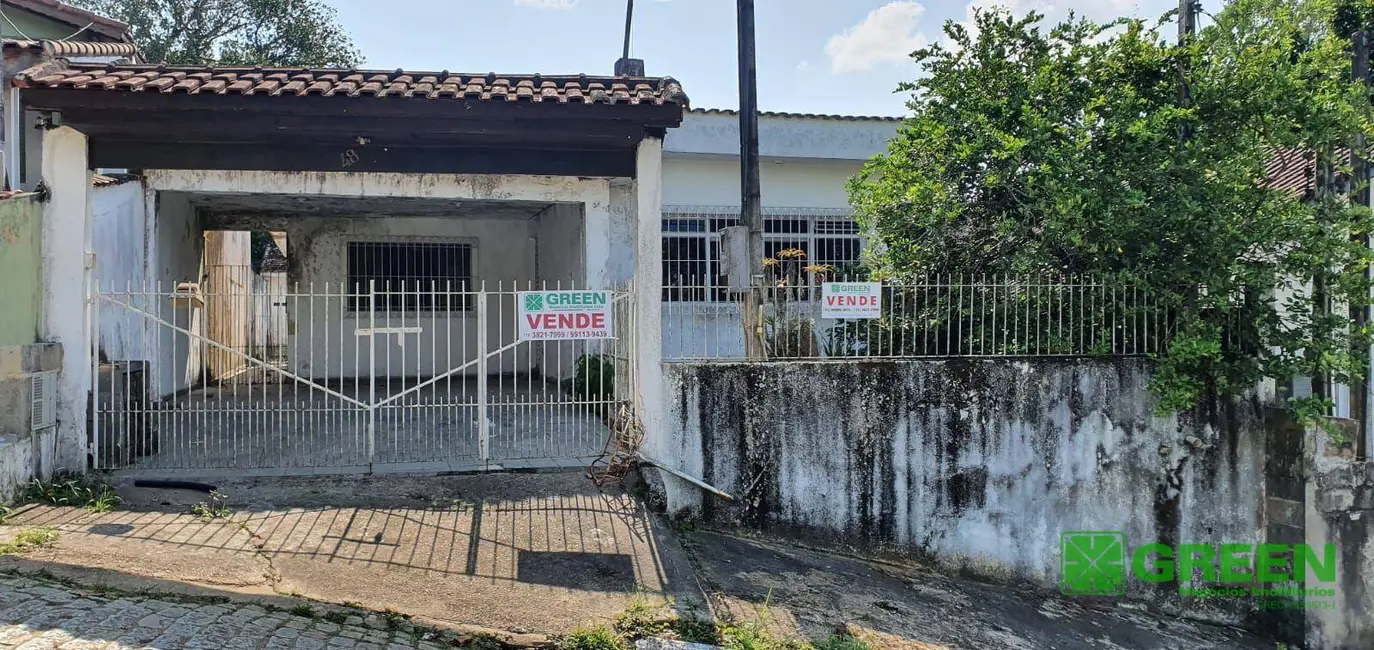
xmin=559 ymin=625 xmax=628 ymax=650
xmin=21 ymin=475 xmax=121 ymax=513
xmin=0 ymin=527 xmax=60 ymax=555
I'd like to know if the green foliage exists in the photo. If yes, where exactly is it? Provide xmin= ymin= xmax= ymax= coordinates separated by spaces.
xmin=69 ymin=0 xmax=362 ymax=67
xmin=0 ymin=505 xmax=11 ymax=525
xmin=566 ymin=354 xmax=615 ymax=403
xmin=191 ymin=490 xmax=232 ymax=521
xmin=849 ymin=0 xmax=1374 ymax=418
xmin=0 ymin=527 xmax=59 ymax=555
xmin=614 ymin=597 xmax=672 ymax=639
xmin=381 ymin=608 xmax=409 ymax=631
xmin=810 ymin=635 xmax=871 ymax=650
xmin=21 ymin=475 xmax=122 ymax=513
xmin=559 ymin=625 xmax=628 ymax=650
xmin=321 ymin=611 xmax=349 ymax=625
xmin=289 ymin=604 xmax=316 ymax=618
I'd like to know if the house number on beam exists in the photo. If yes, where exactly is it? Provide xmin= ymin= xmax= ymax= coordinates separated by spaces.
xmin=355 ymin=327 xmax=423 ymax=347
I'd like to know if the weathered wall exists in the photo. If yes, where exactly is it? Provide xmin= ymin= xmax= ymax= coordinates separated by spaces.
xmin=664 ymin=112 xmax=899 ymax=161
xmin=91 ymin=180 xmax=148 ymax=362
xmin=664 ymin=360 xmax=1267 ymax=605
xmin=0 ymin=194 xmax=43 ymax=347
xmin=1305 ymin=458 xmax=1374 ymax=649
xmin=149 ymin=191 xmax=201 ymax=397
xmin=202 ymin=213 xmax=538 ymax=379
xmin=0 ymin=343 xmax=62 ymax=500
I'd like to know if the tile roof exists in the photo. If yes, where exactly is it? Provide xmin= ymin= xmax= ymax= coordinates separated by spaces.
xmin=3 ymin=39 xmax=138 ymax=58
xmin=1264 ymin=148 xmax=1352 ymax=195
xmin=690 ymin=107 xmax=901 ymax=122
xmin=14 ymin=61 xmax=689 ymax=107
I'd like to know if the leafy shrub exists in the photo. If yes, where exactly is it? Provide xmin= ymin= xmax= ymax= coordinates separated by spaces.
xmin=21 ymin=475 xmax=121 ymax=513
xmin=559 ymin=625 xmax=627 ymax=650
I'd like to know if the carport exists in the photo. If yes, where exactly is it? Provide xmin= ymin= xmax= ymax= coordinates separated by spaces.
xmin=17 ymin=62 xmax=682 ymax=475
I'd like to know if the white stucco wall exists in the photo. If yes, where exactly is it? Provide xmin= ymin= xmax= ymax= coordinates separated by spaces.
xmin=40 ymin=126 xmax=90 ymax=473
xmin=150 ymin=191 xmax=202 ymax=398
xmin=665 ymin=112 xmax=899 ymax=161
xmin=662 ymin=157 xmax=863 ymax=210
xmin=91 ymin=181 xmax=148 ymax=363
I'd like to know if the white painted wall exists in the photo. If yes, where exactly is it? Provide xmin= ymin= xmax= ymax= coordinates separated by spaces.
xmin=91 ymin=181 xmax=147 ymax=363
xmin=663 ymin=157 xmax=863 ymax=210
xmin=665 ymin=112 xmax=899 ymax=161
xmin=150 ymin=191 xmax=202 ymax=398
xmin=39 ymin=126 xmax=90 ymax=473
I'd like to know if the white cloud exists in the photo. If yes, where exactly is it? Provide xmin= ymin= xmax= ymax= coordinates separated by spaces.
xmin=825 ymin=2 xmax=930 ymax=74
xmin=514 ymin=0 xmax=577 ymax=8
xmin=947 ymin=0 xmax=1173 ymax=47
xmin=796 ymin=60 xmax=815 ymax=73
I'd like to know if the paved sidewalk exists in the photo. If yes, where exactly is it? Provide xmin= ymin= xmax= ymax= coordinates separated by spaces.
xmin=0 ymin=574 xmax=445 ymax=650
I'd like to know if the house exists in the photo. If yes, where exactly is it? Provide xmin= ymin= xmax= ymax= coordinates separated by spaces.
xmin=8 ymin=59 xmax=685 ymax=480
xmin=1 ymin=0 xmax=137 ymax=190
xmin=659 ymin=108 xmax=901 ymax=359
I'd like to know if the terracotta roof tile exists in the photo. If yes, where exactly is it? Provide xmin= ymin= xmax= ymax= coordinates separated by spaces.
xmin=13 ymin=61 xmax=689 ymax=109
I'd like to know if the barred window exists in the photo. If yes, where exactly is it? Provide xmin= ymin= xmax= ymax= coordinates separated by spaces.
xmin=347 ymin=241 xmax=472 ymax=311
xmin=661 ymin=212 xmax=862 ymax=302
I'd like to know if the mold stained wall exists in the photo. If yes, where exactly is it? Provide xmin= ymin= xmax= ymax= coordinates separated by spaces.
xmin=665 ymin=359 xmax=1267 ymax=600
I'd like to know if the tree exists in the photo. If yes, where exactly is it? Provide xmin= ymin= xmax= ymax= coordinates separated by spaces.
xmin=69 ymin=0 xmax=362 ymax=67
xmin=847 ymin=0 xmax=1374 ymax=420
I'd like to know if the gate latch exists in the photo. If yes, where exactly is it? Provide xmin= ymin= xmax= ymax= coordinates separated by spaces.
xmin=355 ymin=327 xmax=423 ymax=347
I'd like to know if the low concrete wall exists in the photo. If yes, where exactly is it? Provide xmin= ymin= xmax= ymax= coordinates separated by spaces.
xmin=1305 ymin=458 xmax=1374 ymax=649
xmin=663 ymin=360 xmax=1267 ymax=604
xmin=0 ymin=342 xmax=63 ymax=501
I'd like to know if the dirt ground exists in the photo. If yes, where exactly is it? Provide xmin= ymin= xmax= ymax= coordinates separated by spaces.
xmin=0 ymin=471 xmax=1281 ymax=649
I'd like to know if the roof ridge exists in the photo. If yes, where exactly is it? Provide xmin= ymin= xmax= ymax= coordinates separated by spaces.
xmin=689 ymin=107 xmax=901 ymax=122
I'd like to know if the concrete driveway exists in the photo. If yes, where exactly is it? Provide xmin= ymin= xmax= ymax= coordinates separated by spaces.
xmin=2 ymin=472 xmax=704 ymax=635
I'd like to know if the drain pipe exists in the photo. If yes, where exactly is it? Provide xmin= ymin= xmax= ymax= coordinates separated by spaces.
xmin=636 ymin=453 xmax=734 ymax=501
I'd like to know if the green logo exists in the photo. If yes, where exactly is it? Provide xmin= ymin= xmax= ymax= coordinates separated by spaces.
xmin=525 ymin=294 xmax=544 ymax=312
xmin=1061 ymin=531 xmax=1126 ymax=596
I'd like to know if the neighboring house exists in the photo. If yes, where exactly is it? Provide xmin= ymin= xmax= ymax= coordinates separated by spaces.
xmin=659 ymin=108 xmax=901 ymax=359
xmin=1 ymin=0 xmax=136 ymax=190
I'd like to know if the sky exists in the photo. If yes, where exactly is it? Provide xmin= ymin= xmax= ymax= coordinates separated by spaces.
xmin=324 ymin=0 xmax=1214 ymax=118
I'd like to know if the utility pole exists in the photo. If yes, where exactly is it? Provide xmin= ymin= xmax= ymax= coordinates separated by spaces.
xmin=737 ymin=0 xmax=764 ymax=357
xmin=1354 ymin=31 xmax=1372 ymax=457
xmin=1177 ymin=0 xmax=1197 ymax=141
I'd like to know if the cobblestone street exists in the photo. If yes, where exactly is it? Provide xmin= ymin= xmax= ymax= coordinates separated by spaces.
xmin=0 ymin=574 xmax=447 ymax=650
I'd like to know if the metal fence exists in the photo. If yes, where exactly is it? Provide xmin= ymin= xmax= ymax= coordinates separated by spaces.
xmin=663 ymin=275 xmax=1177 ymax=362
xmin=91 ymin=279 xmax=634 ymax=476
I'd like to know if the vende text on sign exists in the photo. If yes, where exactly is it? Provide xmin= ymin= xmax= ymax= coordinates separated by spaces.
xmin=518 ymin=291 xmax=614 ymax=340
xmin=821 ymin=282 xmax=882 ymax=319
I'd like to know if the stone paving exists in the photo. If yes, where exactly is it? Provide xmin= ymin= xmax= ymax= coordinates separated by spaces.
xmin=0 ymin=574 xmax=447 ymax=650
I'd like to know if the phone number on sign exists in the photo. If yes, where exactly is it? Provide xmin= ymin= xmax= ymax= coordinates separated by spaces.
xmin=523 ymin=330 xmax=612 ymax=340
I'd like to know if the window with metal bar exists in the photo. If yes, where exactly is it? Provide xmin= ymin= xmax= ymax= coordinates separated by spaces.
xmin=661 ymin=212 xmax=863 ymax=302
xmin=347 ymin=241 xmax=473 ymax=311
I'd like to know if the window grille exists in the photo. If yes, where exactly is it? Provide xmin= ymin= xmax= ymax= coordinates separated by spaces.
xmin=347 ymin=242 xmax=473 ymax=311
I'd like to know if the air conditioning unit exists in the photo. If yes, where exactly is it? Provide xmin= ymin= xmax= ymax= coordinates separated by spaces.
xmin=30 ymin=371 xmax=57 ymax=431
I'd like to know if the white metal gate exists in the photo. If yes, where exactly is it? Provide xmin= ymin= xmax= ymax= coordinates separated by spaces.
xmin=90 ymin=279 xmax=636 ymax=476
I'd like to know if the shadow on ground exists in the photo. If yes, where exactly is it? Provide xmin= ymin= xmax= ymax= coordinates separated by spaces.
xmin=1 ymin=472 xmax=705 ymax=635
xmin=684 ymin=530 xmax=1277 ymax=650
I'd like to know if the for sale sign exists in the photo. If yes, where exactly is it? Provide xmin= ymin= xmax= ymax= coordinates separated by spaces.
xmin=519 ymin=291 xmax=613 ymax=340
xmin=822 ymin=282 xmax=882 ymax=319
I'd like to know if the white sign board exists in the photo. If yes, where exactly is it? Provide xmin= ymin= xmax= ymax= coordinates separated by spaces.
xmin=518 ymin=291 xmax=613 ymax=340
xmin=822 ymin=282 xmax=882 ymax=319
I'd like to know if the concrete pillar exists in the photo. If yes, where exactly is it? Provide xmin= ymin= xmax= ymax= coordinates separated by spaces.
xmin=584 ymin=186 xmax=612 ymax=290
xmin=40 ymin=126 xmax=92 ymax=474
xmin=633 ymin=136 xmax=699 ymax=510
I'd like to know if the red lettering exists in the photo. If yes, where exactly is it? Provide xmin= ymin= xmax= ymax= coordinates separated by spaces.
xmin=592 ymin=313 xmax=605 ymax=328
xmin=526 ymin=314 xmax=543 ymax=330
xmin=825 ymin=297 xmax=837 ymax=306
xmin=557 ymin=314 xmax=575 ymax=329
xmin=542 ymin=314 xmax=558 ymax=329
